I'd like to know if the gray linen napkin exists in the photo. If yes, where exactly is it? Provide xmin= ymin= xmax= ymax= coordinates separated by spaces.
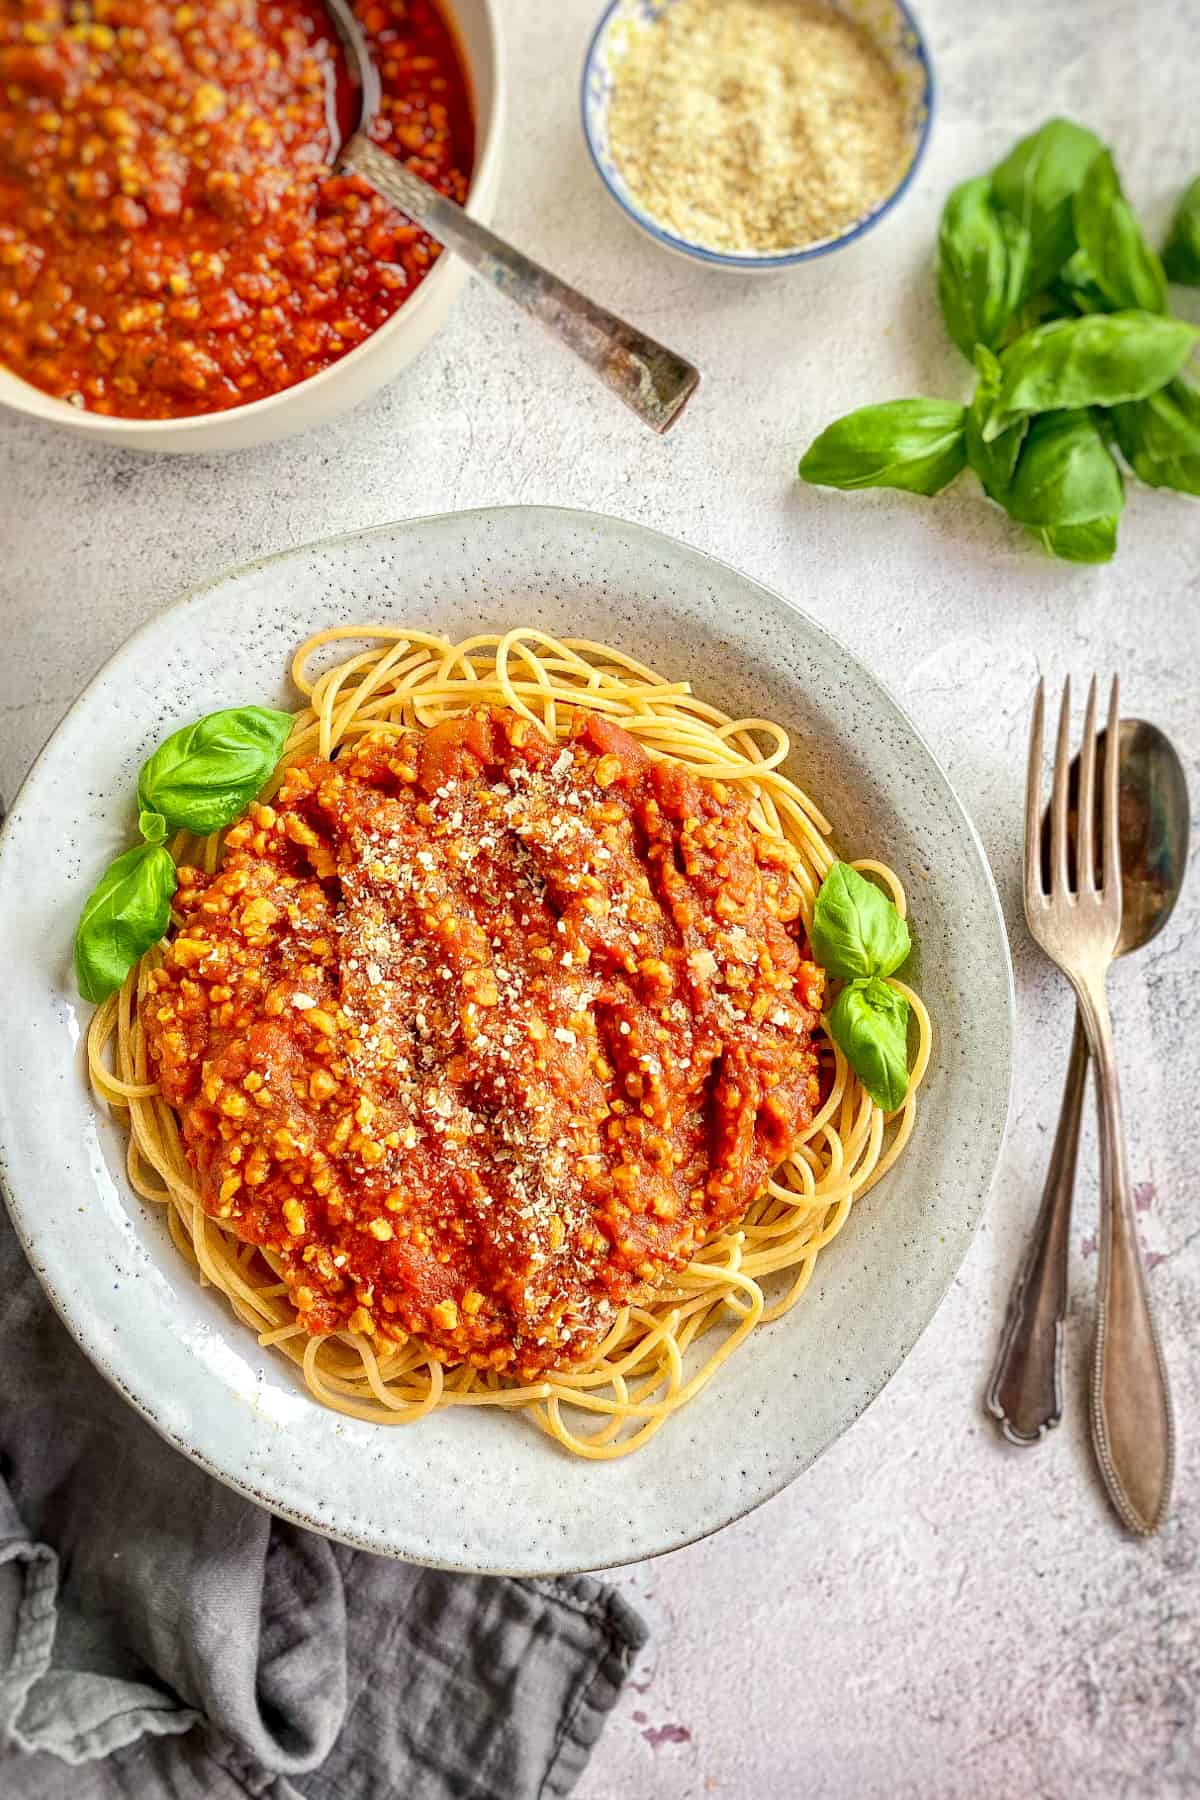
xmin=0 ymin=1207 xmax=646 ymax=1800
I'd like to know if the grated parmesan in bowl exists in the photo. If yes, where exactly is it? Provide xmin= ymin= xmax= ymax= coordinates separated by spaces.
xmin=582 ymin=0 xmax=933 ymax=269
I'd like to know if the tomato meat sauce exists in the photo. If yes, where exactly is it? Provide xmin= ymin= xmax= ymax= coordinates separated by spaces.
xmin=144 ymin=709 xmax=826 ymax=1378
xmin=0 ymin=0 xmax=473 ymax=418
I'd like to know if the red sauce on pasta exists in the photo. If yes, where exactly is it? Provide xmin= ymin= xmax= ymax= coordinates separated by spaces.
xmin=144 ymin=709 xmax=825 ymax=1377
xmin=0 ymin=0 xmax=472 ymax=418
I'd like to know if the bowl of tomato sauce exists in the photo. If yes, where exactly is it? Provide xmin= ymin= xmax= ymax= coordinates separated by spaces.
xmin=0 ymin=0 xmax=503 ymax=452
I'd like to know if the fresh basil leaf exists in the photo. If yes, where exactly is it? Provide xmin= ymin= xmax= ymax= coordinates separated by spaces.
xmin=75 ymin=843 xmax=177 ymax=1005
xmin=937 ymin=176 xmax=1031 ymax=358
xmin=137 ymin=706 xmax=293 ymax=835
xmin=1112 ymin=377 xmax=1200 ymax=493
xmin=827 ymin=977 xmax=911 ymax=1112
xmin=799 ymin=400 xmax=967 ymax=496
xmin=811 ymin=862 xmax=910 ymax=982
xmin=965 ymin=344 xmax=1027 ymax=502
xmin=1002 ymin=409 xmax=1125 ymax=527
xmin=991 ymin=118 xmax=1105 ymax=297
xmin=138 ymin=809 xmax=168 ymax=845
xmin=1072 ymin=150 xmax=1167 ymax=313
xmin=1163 ymin=175 xmax=1200 ymax=285
xmin=1035 ymin=517 xmax=1120 ymax=563
xmin=981 ymin=311 xmax=1198 ymax=441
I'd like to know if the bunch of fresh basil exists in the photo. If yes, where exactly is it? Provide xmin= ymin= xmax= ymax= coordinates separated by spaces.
xmin=810 ymin=862 xmax=913 ymax=1112
xmin=799 ymin=118 xmax=1200 ymax=563
xmin=74 ymin=706 xmax=293 ymax=1004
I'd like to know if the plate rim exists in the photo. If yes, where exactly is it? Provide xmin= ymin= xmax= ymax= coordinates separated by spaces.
xmin=0 ymin=504 xmax=1015 ymax=1573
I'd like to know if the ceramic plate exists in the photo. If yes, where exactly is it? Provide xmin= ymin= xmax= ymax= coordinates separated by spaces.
xmin=0 ymin=508 xmax=1012 ymax=1574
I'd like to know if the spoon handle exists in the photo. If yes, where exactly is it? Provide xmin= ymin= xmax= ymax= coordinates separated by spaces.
xmin=341 ymin=136 xmax=700 ymax=435
xmin=985 ymin=1008 xmax=1088 ymax=1443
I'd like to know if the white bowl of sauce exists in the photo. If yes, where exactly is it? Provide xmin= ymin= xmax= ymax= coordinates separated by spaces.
xmin=0 ymin=0 xmax=504 ymax=452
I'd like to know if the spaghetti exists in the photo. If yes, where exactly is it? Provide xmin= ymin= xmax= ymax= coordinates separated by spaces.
xmin=87 ymin=627 xmax=931 ymax=1458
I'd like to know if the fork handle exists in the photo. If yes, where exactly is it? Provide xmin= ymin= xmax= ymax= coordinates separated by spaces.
xmin=1074 ymin=977 xmax=1174 ymax=1535
xmin=986 ymin=1010 xmax=1088 ymax=1443
xmin=339 ymin=135 xmax=700 ymax=435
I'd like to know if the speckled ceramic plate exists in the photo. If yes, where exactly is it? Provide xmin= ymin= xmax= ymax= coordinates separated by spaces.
xmin=0 ymin=508 xmax=1012 ymax=1574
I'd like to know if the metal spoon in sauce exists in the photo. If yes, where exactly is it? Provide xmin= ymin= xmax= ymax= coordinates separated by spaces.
xmin=319 ymin=0 xmax=699 ymax=434
xmin=987 ymin=719 xmax=1189 ymax=1446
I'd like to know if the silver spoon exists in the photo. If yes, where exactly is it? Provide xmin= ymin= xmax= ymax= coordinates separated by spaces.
xmin=320 ymin=0 xmax=699 ymax=434
xmin=987 ymin=718 xmax=1189 ymax=1446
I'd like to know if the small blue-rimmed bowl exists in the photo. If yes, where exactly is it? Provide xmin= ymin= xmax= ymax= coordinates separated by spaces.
xmin=582 ymin=0 xmax=934 ymax=272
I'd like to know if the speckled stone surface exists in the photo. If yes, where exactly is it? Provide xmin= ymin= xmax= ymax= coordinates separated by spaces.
xmin=0 ymin=0 xmax=1197 ymax=1793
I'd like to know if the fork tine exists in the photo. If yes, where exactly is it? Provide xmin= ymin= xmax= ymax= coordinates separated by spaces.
xmin=1076 ymin=675 xmax=1098 ymax=895
xmin=1102 ymin=675 xmax=1121 ymax=894
xmin=1049 ymin=676 xmax=1072 ymax=896
xmin=1024 ymin=678 xmax=1046 ymax=913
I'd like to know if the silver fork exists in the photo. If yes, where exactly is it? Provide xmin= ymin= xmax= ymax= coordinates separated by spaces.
xmin=1023 ymin=676 xmax=1174 ymax=1536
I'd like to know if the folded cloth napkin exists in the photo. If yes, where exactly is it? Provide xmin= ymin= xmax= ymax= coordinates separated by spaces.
xmin=0 ymin=1207 xmax=646 ymax=1800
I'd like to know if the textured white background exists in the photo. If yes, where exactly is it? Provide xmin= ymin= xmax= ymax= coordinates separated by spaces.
xmin=1 ymin=1 xmax=1198 ymax=1795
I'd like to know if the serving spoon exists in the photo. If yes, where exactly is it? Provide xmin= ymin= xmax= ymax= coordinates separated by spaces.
xmin=319 ymin=0 xmax=699 ymax=433
xmin=986 ymin=718 xmax=1189 ymax=1447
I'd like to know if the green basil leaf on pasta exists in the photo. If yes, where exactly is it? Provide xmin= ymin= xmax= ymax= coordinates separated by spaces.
xmin=799 ymin=400 xmax=967 ymax=496
xmin=990 ymin=117 xmax=1105 ymax=297
xmin=138 ymin=809 xmax=168 ymax=845
xmin=810 ymin=862 xmax=910 ymax=982
xmin=827 ymin=977 xmax=911 ymax=1112
xmin=1163 ymin=175 xmax=1200 ymax=285
xmin=981 ymin=311 xmax=1198 ymax=441
xmin=137 ymin=706 xmax=293 ymax=835
xmin=1112 ymin=377 xmax=1200 ymax=494
xmin=1002 ymin=409 xmax=1125 ymax=527
xmin=937 ymin=176 xmax=1031 ymax=358
xmin=1072 ymin=150 xmax=1167 ymax=314
xmin=1035 ymin=516 xmax=1120 ymax=563
xmin=75 ymin=843 xmax=177 ymax=1005
xmin=965 ymin=344 xmax=1027 ymax=502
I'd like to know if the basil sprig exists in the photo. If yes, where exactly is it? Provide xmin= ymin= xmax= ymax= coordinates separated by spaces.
xmin=74 ymin=704 xmax=293 ymax=1004
xmin=811 ymin=862 xmax=912 ymax=1112
xmin=1163 ymin=175 xmax=1200 ymax=286
xmin=138 ymin=707 xmax=293 ymax=836
xmin=75 ymin=844 xmax=178 ymax=1006
xmin=799 ymin=118 xmax=1200 ymax=564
